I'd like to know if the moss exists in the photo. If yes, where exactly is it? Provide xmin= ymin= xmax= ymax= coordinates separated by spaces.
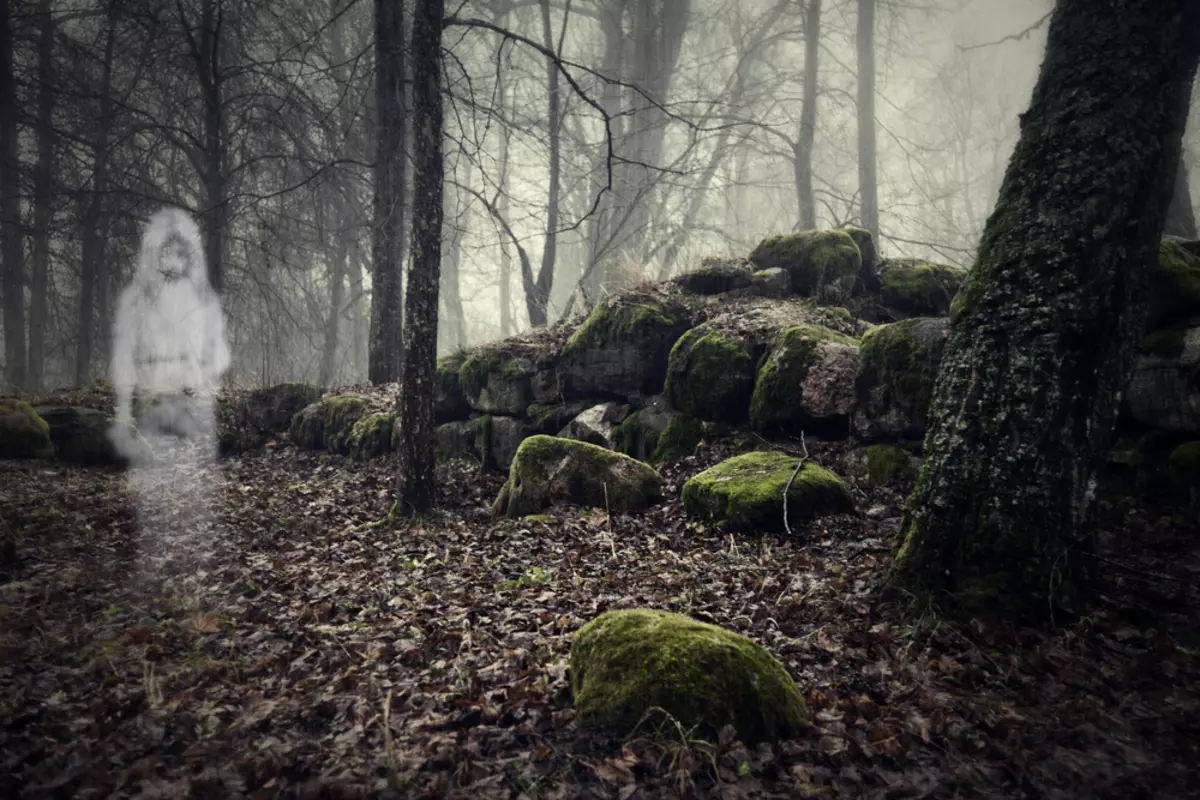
xmin=854 ymin=319 xmax=946 ymax=437
xmin=565 ymin=297 xmax=680 ymax=355
xmin=878 ymin=259 xmax=967 ymax=316
xmin=748 ymin=230 xmax=861 ymax=300
xmin=470 ymin=414 xmax=494 ymax=469
xmin=492 ymin=435 xmax=662 ymax=518
xmin=750 ymin=324 xmax=857 ymax=433
xmin=570 ymin=609 xmax=808 ymax=744
xmin=864 ymin=444 xmax=916 ymax=484
xmin=664 ymin=327 xmax=755 ymax=422
xmin=320 ymin=395 xmax=372 ymax=454
xmin=652 ymin=413 xmax=704 ymax=464
xmin=458 ymin=351 xmax=524 ymax=402
xmin=681 ymin=450 xmax=855 ymax=532
xmin=349 ymin=412 xmax=396 ymax=459
xmin=1151 ymin=238 xmax=1200 ymax=328
xmin=676 ymin=260 xmax=752 ymax=295
xmin=1142 ymin=329 xmax=1187 ymax=358
xmin=0 ymin=399 xmax=54 ymax=459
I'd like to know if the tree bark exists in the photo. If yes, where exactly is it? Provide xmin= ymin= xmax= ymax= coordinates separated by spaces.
xmin=856 ymin=0 xmax=878 ymax=243
xmin=795 ymin=0 xmax=820 ymax=231
xmin=396 ymin=0 xmax=444 ymax=515
xmin=188 ymin=0 xmax=229 ymax=293
xmin=528 ymin=0 xmax=563 ymax=329
xmin=369 ymin=0 xmax=408 ymax=384
xmin=1165 ymin=152 xmax=1197 ymax=238
xmin=319 ymin=202 xmax=349 ymax=387
xmin=890 ymin=0 xmax=1200 ymax=620
xmin=0 ymin=0 xmax=25 ymax=391
xmin=28 ymin=0 xmax=54 ymax=392
xmin=76 ymin=7 xmax=117 ymax=388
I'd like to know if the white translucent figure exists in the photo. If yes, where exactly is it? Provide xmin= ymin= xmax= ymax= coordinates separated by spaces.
xmin=109 ymin=208 xmax=229 ymax=541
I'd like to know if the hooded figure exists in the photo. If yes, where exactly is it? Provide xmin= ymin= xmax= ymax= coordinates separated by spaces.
xmin=110 ymin=207 xmax=229 ymax=460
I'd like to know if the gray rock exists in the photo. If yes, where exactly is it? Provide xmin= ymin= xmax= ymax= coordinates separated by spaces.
xmin=853 ymin=317 xmax=949 ymax=442
xmin=559 ymin=402 xmax=630 ymax=448
xmin=1126 ymin=326 xmax=1200 ymax=433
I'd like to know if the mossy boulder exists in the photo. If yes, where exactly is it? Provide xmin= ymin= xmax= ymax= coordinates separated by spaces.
xmin=665 ymin=327 xmax=756 ymax=423
xmin=289 ymin=394 xmax=372 ymax=454
xmin=843 ymin=443 xmax=919 ymax=486
xmin=853 ymin=317 xmax=949 ymax=442
xmin=1125 ymin=325 xmax=1200 ymax=433
xmin=1151 ymin=237 xmax=1200 ymax=329
xmin=0 ymin=400 xmax=54 ymax=459
xmin=611 ymin=396 xmax=674 ymax=462
xmin=747 ymin=267 xmax=790 ymax=298
xmin=459 ymin=349 xmax=535 ymax=416
xmin=682 ymin=450 xmax=855 ymax=532
xmin=750 ymin=324 xmax=860 ymax=437
xmin=436 ymin=354 xmax=472 ymax=422
xmin=348 ymin=412 xmax=396 ymax=460
xmin=491 ymin=416 xmax=539 ymax=471
xmin=570 ymin=609 xmax=808 ymax=744
xmin=218 ymin=382 xmax=323 ymax=455
xmin=432 ymin=420 xmax=483 ymax=464
xmin=877 ymin=258 xmax=966 ymax=317
xmin=559 ymin=402 xmax=631 ymax=448
xmin=559 ymin=295 xmax=690 ymax=399
xmin=34 ymin=405 xmax=150 ymax=466
xmin=652 ymin=412 xmax=704 ymax=463
xmin=748 ymin=230 xmax=861 ymax=303
xmin=675 ymin=257 xmax=753 ymax=295
xmin=492 ymin=435 xmax=662 ymax=518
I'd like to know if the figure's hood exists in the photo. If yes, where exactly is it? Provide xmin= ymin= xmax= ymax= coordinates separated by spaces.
xmin=136 ymin=207 xmax=209 ymax=292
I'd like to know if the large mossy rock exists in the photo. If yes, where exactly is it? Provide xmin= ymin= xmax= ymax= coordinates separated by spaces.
xmin=348 ymin=412 xmax=396 ymax=460
xmin=853 ymin=317 xmax=949 ymax=442
xmin=34 ymin=405 xmax=149 ymax=466
xmin=750 ymin=324 xmax=859 ymax=436
xmin=218 ymin=382 xmax=323 ymax=455
xmin=289 ymin=394 xmax=372 ymax=454
xmin=0 ymin=400 xmax=54 ymax=459
xmin=665 ymin=326 xmax=756 ymax=423
xmin=490 ymin=416 xmax=538 ymax=471
xmin=1125 ymin=326 xmax=1200 ymax=433
xmin=877 ymin=258 xmax=967 ymax=317
xmin=459 ymin=349 xmax=536 ymax=416
xmin=430 ymin=417 xmax=492 ymax=465
xmin=682 ymin=450 xmax=855 ymax=532
xmin=570 ymin=609 xmax=808 ymax=744
xmin=748 ymin=230 xmax=861 ymax=303
xmin=1151 ymin=238 xmax=1200 ymax=329
xmin=492 ymin=435 xmax=662 ymax=518
xmin=675 ymin=257 xmax=753 ymax=295
xmin=611 ymin=396 xmax=674 ymax=462
xmin=559 ymin=295 xmax=690 ymax=399
xmin=652 ymin=412 xmax=705 ymax=464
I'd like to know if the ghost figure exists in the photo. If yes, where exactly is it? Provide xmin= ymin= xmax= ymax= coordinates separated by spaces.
xmin=110 ymin=207 xmax=229 ymax=467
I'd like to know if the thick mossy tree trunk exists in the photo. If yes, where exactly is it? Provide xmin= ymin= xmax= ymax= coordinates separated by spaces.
xmin=891 ymin=0 xmax=1200 ymax=619
xmin=395 ymin=0 xmax=444 ymax=515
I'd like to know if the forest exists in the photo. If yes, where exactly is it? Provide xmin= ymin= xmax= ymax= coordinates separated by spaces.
xmin=1 ymin=0 xmax=1199 ymax=797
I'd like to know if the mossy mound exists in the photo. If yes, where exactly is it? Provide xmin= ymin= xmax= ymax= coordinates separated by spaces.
xmin=458 ymin=349 xmax=534 ymax=416
xmin=749 ymin=230 xmax=861 ymax=303
xmin=0 ymin=399 xmax=54 ymax=459
xmin=34 ymin=405 xmax=149 ymax=466
xmin=436 ymin=353 xmax=472 ymax=422
xmin=1151 ymin=237 xmax=1200 ymax=329
xmin=675 ymin=258 xmax=753 ymax=295
xmin=864 ymin=443 xmax=918 ymax=485
xmin=853 ymin=317 xmax=949 ymax=442
xmin=288 ymin=394 xmax=372 ymax=454
xmin=750 ymin=325 xmax=859 ymax=436
xmin=681 ymin=450 xmax=855 ymax=532
xmin=611 ymin=397 xmax=674 ymax=463
xmin=492 ymin=435 xmax=662 ymax=518
xmin=665 ymin=327 xmax=755 ymax=423
xmin=877 ymin=258 xmax=967 ymax=317
xmin=560 ymin=295 xmax=690 ymax=399
xmin=349 ymin=412 xmax=396 ymax=460
xmin=219 ymin=382 xmax=323 ymax=455
xmin=652 ymin=413 xmax=704 ymax=464
xmin=570 ymin=609 xmax=808 ymax=744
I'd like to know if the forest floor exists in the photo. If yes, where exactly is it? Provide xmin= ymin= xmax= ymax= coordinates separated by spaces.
xmin=1 ymin=427 xmax=1199 ymax=799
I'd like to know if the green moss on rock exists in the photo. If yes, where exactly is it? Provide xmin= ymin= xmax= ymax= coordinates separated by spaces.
xmin=0 ymin=399 xmax=54 ymax=459
xmin=570 ymin=609 xmax=808 ymax=744
xmin=492 ymin=435 xmax=662 ymax=518
xmin=864 ymin=444 xmax=917 ymax=484
xmin=560 ymin=296 xmax=690 ymax=398
xmin=852 ymin=317 xmax=949 ymax=442
xmin=664 ymin=327 xmax=755 ymax=422
xmin=653 ymin=413 xmax=704 ymax=464
xmin=877 ymin=258 xmax=967 ymax=317
xmin=436 ymin=354 xmax=472 ymax=422
xmin=349 ymin=412 xmax=396 ymax=459
xmin=749 ymin=230 xmax=861 ymax=302
xmin=676 ymin=258 xmax=753 ymax=295
xmin=458 ymin=350 xmax=533 ymax=415
xmin=681 ymin=450 xmax=855 ymax=532
xmin=750 ymin=324 xmax=858 ymax=434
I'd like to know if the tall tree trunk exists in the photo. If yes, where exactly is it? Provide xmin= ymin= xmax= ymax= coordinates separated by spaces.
xmin=0 ymin=0 xmax=25 ymax=391
xmin=319 ymin=202 xmax=349 ymax=387
xmin=76 ymin=6 xmax=117 ymax=388
xmin=28 ymin=0 xmax=54 ymax=392
xmin=439 ymin=186 xmax=465 ymax=352
xmin=890 ymin=0 xmax=1200 ymax=620
xmin=1165 ymin=152 xmax=1196 ymax=238
xmin=795 ymin=0 xmax=821 ymax=231
xmin=369 ymin=0 xmax=408 ymax=384
xmin=528 ymin=0 xmax=563 ymax=329
xmin=495 ymin=9 xmax=513 ymax=337
xmin=189 ymin=0 xmax=228 ymax=293
xmin=396 ymin=0 xmax=444 ymax=515
xmin=856 ymin=0 xmax=878 ymax=243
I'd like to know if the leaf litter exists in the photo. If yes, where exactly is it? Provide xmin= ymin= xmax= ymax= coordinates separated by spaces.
xmin=1 ymin=430 xmax=1198 ymax=798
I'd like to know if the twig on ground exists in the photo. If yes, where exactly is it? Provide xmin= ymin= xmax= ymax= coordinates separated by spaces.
xmin=782 ymin=431 xmax=809 ymax=537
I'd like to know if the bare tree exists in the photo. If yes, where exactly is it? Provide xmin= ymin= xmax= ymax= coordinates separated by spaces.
xmin=857 ymin=0 xmax=879 ymax=242
xmin=796 ymin=0 xmax=821 ymax=231
xmin=27 ymin=0 xmax=55 ymax=392
xmin=0 ymin=0 xmax=25 ymax=390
